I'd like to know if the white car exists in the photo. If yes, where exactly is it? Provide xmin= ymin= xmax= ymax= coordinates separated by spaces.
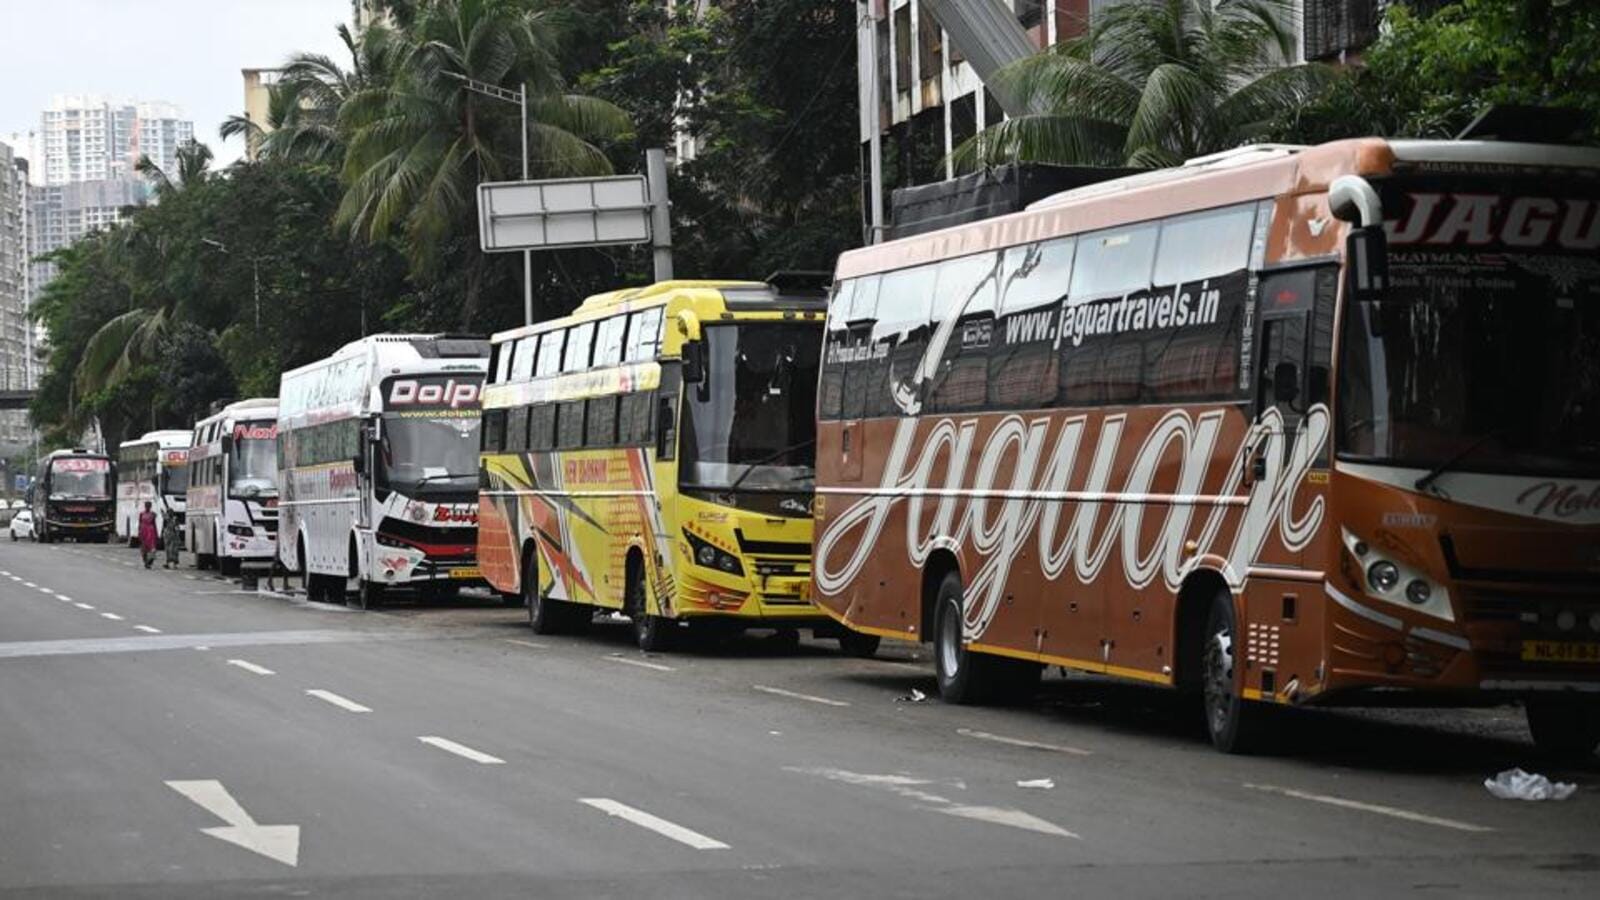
xmin=9 ymin=509 xmax=33 ymax=541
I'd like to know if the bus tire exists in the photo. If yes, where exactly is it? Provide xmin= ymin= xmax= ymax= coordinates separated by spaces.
xmin=1526 ymin=697 xmax=1600 ymax=761
xmin=838 ymin=630 xmax=881 ymax=658
xmin=525 ymin=576 xmax=563 ymax=635
xmin=933 ymin=572 xmax=998 ymax=704
xmin=354 ymin=579 xmax=385 ymax=611
xmin=625 ymin=561 xmax=672 ymax=652
xmin=498 ymin=590 xmax=522 ymax=608
xmin=1201 ymin=590 xmax=1268 ymax=754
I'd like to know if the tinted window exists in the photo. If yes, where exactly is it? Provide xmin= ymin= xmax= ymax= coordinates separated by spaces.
xmin=529 ymin=405 xmax=556 ymax=450
xmin=586 ymin=396 xmax=618 ymax=447
xmin=990 ymin=238 xmax=1075 ymax=409
xmin=1153 ymin=205 xmax=1257 ymax=285
xmin=1070 ymin=222 xmax=1159 ymax=299
xmin=837 ymin=275 xmax=882 ymax=420
xmin=594 ymin=316 xmax=626 ymax=368
xmin=618 ymin=393 xmax=655 ymax=445
xmin=557 ymin=400 xmax=586 ymax=449
xmin=536 ymin=330 xmax=564 ymax=377
xmin=563 ymin=322 xmax=594 ymax=372
xmin=626 ymin=307 xmax=664 ymax=362
xmin=927 ymin=252 xmax=1000 ymax=413
xmin=505 ymin=407 xmax=530 ymax=452
xmin=818 ymin=280 xmax=857 ymax=420
xmin=869 ymin=265 xmax=937 ymax=417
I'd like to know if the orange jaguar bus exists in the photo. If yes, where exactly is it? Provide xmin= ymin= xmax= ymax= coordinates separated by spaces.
xmin=812 ymin=138 xmax=1600 ymax=755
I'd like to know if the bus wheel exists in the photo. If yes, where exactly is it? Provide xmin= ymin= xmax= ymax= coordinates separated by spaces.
xmin=1526 ymin=697 xmax=1600 ymax=761
xmin=838 ymin=630 xmax=881 ymax=659
xmin=624 ymin=560 xmax=672 ymax=652
xmin=1201 ymin=591 xmax=1267 ymax=754
xmin=525 ymin=578 xmax=563 ymax=635
xmin=354 ymin=579 xmax=385 ymax=611
xmin=933 ymin=572 xmax=994 ymax=704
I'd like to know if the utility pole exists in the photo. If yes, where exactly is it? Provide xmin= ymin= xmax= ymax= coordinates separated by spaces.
xmin=645 ymin=148 xmax=674 ymax=281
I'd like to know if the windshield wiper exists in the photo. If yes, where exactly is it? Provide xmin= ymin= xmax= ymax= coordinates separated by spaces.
xmin=727 ymin=439 xmax=816 ymax=494
xmin=412 ymin=472 xmax=472 ymax=487
xmin=1414 ymin=428 xmax=1506 ymax=494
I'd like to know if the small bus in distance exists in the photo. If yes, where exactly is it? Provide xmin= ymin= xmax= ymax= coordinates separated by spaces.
xmin=478 ymin=280 xmax=858 ymax=653
xmin=31 ymin=448 xmax=115 ymax=543
xmin=187 ymin=399 xmax=279 ymax=574
xmin=812 ymin=137 xmax=1600 ymax=757
xmin=116 ymin=430 xmax=191 ymax=546
xmin=276 ymin=334 xmax=489 ymax=608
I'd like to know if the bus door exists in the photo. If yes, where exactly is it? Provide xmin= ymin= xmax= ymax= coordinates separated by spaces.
xmin=1248 ymin=263 xmax=1337 ymax=569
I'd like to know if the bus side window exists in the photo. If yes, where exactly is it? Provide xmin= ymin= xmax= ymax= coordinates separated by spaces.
xmin=818 ymin=280 xmax=855 ymax=420
xmin=586 ymin=396 xmax=618 ymax=447
xmin=656 ymin=395 xmax=677 ymax=461
xmin=926 ymin=252 xmax=1000 ymax=413
xmin=557 ymin=400 xmax=586 ymax=449
xmin=505 ymin=408 xmax=530 ymax=452
xmin=873 ymin=264 xmax=938 ymax=417
xmin=482 ymin=410 xmax=507 ymax=453
xmin=838 ymin=275 xmax=882 ymax=420
xmin=529 ymin=405 xmax=556 ymax=451
xmin=993 ymin=237 xmax=1074 ymax=410
xmin=1257 ymin=266 xmax=1316 ymax=436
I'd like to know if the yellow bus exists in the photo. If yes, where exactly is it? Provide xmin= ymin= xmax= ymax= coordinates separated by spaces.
xmin=478 ymin=279 xmax=874 ymax=655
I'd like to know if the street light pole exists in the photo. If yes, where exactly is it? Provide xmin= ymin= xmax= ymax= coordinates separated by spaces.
xmin=446 ymin=72 xmax=535 ymax=327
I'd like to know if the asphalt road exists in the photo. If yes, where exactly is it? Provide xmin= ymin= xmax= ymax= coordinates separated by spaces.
xmin=1 ymin=537 xmax=1595 ymax=898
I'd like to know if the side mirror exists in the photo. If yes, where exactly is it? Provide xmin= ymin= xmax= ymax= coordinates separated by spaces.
xmin=682 ymin=339 xmax=707 ymax=385
xmin=1273 ymin=361 xmax=1301 ymax=404
xmin=352 ymin=451 xmax=365 ymax=476
xmin=1345 ymin=227 xmax=1388 ymax=303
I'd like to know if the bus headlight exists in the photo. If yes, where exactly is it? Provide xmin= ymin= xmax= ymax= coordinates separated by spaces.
xmin=684 ymin=531 xmax=744 ymax=577
xmin=227 ymin=524 xmax=255 ymax=537
xmin=1367 ymin=561 xmax=1400 ymax=593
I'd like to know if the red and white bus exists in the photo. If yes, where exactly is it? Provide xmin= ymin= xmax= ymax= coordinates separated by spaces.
xmin=811 ymin=138 xmax=1600 ymax=755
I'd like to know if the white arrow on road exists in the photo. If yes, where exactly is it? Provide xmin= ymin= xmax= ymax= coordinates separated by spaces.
xmin=165 ymin=779 xmax=300 ymax=867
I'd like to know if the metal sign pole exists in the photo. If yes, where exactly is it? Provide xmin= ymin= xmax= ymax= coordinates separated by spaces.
xmin=646 ymin=148 xmax=674 ymax=282
xmin=520 ymin=83 xmax=533 ymax=326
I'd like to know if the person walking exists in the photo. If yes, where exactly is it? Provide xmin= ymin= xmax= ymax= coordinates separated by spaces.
xmin=163 ymin=510 xmax=182 ymax=569
xmin=137 ymin=501 xmax=159 ymax=569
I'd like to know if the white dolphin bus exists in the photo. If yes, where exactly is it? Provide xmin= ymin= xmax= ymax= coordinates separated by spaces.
xmin=187 ymin=398 xmax=280 ymax=574
xmin=115 ymin=430 xmax=190 ymax=546
xmin=276 ymin=334 xmax=489 ymax=608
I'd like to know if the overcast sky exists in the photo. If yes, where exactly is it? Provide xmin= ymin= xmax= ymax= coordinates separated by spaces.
xmin=0 ymin=0 xmax=353 ymax=166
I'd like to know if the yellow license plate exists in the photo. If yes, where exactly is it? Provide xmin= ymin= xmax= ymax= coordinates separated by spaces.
xmin=449 ymin=567 xmax=482 ymax=580
xmin=1521 ymin=641 xmax=1600 ymax=663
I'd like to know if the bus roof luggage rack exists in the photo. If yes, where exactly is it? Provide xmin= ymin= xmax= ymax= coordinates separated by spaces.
xmin=887 ymin=163 xmax=1139 ymax=240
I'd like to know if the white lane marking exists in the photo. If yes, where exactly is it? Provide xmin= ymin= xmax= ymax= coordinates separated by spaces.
xmin=607 ymin=654 xmax=674 ymax=672
xmin=939 ymin=805 xmax=1079 ymax=838
xmin=134 ymin=625 xmax=162 ymax=634
xmin=305 ymin=689 xmax=371 ymax=713
xmin=225 ymin=659 xmax=275 ymax=676
xmin=0 ymin=570 xmax=7 ymax=575
xmin=22 ymin=581 xmax=36 ymax=588
xmin=56 ymin=595 xmax=73 ymax=602
xmin=503 ymin=638 xmax=549 ymax=649
xmin=1243 ymin=783 xmax=1493 ymax=833
xmin=579 ymin=798 xmax=730 ymax=850
xmin=5 ymin=575 xmax=19 ymax=581
xmin=165 ymin=779 xmax=300 ymax=867
xmin=418 ymin=736 xmax=504 ymax=764
xmin=195 ymin=646 xmax=211 ymax=651
xmin=957 ymin=728 xmax=1092 ymax=757
xmin=752 ymin=684 xmax=850 ymax=707
xmin=38 ymin=587 xmax=55 ymax=595
xmin=100 ymin=612 xmax=125 ymax=621
xmin=74 ymin=602 xmax=95 ymax=610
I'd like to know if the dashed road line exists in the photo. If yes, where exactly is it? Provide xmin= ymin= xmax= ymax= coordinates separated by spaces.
xmin=607 ymin=654 xmax=675 ymax=672
xmin=752 ymin=684 xmax=851 ymax=707
xmin=305 ymin=689 xmax=372 ymax=713
xmin=100 ymin=612 xmax=124 ymax=621
xmin=579 ymin=798 xmax=730 ymax=850
xmin=225 ymin=659 xmax=275 ymax=676
xmin=22 ymin=581 xmax=36 ymax=588
xmin=503 ymin=638 xmax=549 ymax=649
xmin=37 ymin=587 xmax=55 ymax=595
xmin=957 ymin=728 xmax=1092 ymax=756
xmin=55 ymin=595 xmax=72 ymax=602
xmin=418 ymin=736 xmax=504 ymax=764
xmin=1243 ymin=783 xmax=1492 ymax=833
xmin=73 ymin=602 xmax=95 ymax=611
xmin=134 ymin=625 xmax=162 ymax=634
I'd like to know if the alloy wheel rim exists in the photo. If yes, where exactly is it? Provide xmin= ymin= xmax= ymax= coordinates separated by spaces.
xmin=938 ymin=603 xmax=961 ymax=678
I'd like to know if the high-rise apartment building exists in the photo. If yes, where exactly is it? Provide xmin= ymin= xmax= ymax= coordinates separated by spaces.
xmin=26 ymin=96 xmax=193 ymax=291
xmin=0 ymin=139 xmax=35 ymax=449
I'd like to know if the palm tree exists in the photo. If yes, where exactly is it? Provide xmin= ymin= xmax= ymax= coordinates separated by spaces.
xmin=135 ymin=140 xmax=213 ymax=197
xmin=336 ymin=0 xmax=631 ymax=277
xmin=220 ymin=22 xmax=406 ymax=167
xmin=951 ymin=0 xmax=1331 ymax=170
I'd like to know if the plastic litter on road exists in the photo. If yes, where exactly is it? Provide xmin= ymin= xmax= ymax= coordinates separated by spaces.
xmin=1484 ymin=768 xmax=1577 ymax=801
xmin=897 ymin=688 xmax=927 ymax=703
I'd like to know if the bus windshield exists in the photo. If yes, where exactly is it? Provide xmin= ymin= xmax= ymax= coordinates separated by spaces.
xmin=380 ymin=414 xmax=481 ymax=499
xmin=680 ymin=322 xmax=822 ymax=492
xmin=229 ymin=422 xmax=278 ymax=497
xmin=50 ymin=458 xmax=111 ymax=498
xmin=1338 ymin=230 xmax=1600 ymax=478
xmin=161 ymin=463 xmax=189 ymax=497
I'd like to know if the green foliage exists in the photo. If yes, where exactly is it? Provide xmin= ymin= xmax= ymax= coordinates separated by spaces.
xmin=954 ymin=0 xmax=1332 ymax=169
xmin=1278 ymin=0 xmax=1600 ymax=144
